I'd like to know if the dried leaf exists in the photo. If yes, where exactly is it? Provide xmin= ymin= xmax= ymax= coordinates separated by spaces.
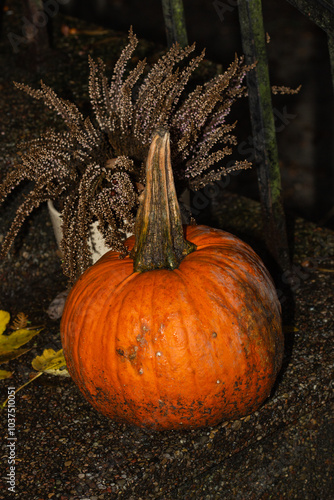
xmin=47 ymin=290 xmax=69 ymax=320
xmin=11 ymin=312 xmax=29 ymax=330
xmin=32 ymin=349 xmax=69 ymax=377
xmin=0 ymin=369 xmax=12 ymax=380
xmin=0 ymin=310 xmax=10 ymax=335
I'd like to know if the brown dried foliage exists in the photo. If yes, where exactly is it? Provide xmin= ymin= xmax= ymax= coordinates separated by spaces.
xmin=0 ymin=28 xmax=251 ymax=282
xmin=271 ymin=85 xmax=301 ymax=95
xmin=10 ymin=312 xmax=29 ymax=330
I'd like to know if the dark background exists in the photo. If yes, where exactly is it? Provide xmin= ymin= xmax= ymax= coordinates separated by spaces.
xmin=55 ymin=0 xmax=333 ymax=228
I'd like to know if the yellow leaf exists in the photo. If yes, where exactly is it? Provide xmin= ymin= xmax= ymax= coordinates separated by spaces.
xmin=283 ymin=325 xmax=299 ymax=333
xmin=32 ymin=349 xmax=69 ymax=377
xmin=43 ymin=366 xmax=70 ymax=377
xmin=0 ymin=327 xmax=42 ymax=354
xmin=0 ymin=310 xmax=10 ymax=335
xmin=0 ymin=369 xmax=12 ymax=380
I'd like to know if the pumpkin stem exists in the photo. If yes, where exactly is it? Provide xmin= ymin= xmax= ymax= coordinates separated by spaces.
xmin=132 ymin=128 xmax=196 ymax=272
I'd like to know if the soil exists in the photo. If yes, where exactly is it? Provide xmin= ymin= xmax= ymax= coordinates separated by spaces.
xmin=0 ymin=1 xmax=333 ymax=499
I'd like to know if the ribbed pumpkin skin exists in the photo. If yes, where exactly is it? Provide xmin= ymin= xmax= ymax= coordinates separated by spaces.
xmin=60 ymin=225 xmax=283 ymax=430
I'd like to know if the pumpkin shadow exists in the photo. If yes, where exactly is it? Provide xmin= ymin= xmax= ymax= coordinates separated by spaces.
xmin=251 ymin=212 xmax=297 ymax=386
xmin=242 ymin=235 xmax=296 ymax=389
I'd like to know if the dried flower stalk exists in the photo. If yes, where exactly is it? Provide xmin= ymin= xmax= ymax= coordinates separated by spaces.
xmin=0 ymin=28 xmax=252 ymax=282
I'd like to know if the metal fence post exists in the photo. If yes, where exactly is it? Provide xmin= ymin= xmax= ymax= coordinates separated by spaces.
xmin=238 ymin=0 xmax=291 ymax=272
xmin=161 ymin=0 xmax=188 ymax=47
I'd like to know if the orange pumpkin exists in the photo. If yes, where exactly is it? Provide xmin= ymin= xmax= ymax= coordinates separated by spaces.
xmin=60 ymin=129 xmax=284 ymax=430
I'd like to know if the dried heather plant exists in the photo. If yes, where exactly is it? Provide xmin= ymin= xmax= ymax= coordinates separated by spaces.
xmin=0 ymin=28 xmax=252 ymax=282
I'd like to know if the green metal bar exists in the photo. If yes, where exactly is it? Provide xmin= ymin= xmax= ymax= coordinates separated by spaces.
xmin=328 ymin=34 xmax=334 ymax=94
xmin=285 ymin=0 xmax=334 ymax=92
xmin=285 ymin=0 xmax=333 ymax=217
xmin=285 ymin=0 xmax=334 ymax=36
xmin=161 ymin=0 xmax=188 ymax=47
xmin=238 ymin=0 xmax=291 ymax=272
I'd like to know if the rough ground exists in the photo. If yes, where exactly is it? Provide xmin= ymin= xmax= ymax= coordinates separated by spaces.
xmin=0 ymin=2 xmax=333 ymax=499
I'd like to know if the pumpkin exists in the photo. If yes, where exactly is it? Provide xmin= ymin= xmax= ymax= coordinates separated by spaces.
xmin=60 ymin=129 xmax=284 ymax=430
